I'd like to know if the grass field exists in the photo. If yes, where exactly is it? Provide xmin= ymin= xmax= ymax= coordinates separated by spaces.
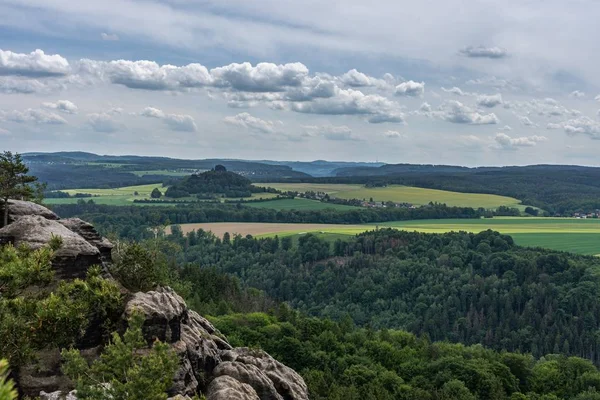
xmin=259 ymin=183 xmax=528 ymax=210
xmin=245 ymin=198 xmax=360 ymax=211
xmin=44 ymin=184 xmax=279 ymax=206
xmin=173 ymin=217 xmax=600 ymax=255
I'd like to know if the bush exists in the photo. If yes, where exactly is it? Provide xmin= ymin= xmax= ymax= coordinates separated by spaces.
xmin=110 ymin=242 xmax=167 ymax=292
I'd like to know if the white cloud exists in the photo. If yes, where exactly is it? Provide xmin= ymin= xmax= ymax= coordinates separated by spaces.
xmin=562 ymin=117 xmax=600 ymax=139
xmin=338 ymin=69 xmax=384 ymax=87
xmin=87 ymin=113 xmax=120 ymax=132
xmin=0 ymin=76 xmax=65 ymax=94
xmin=394 ymin=80 xmax=425 ymax=97
xmin=224 ymin=112 xmax=282 ymax=134
xmin=569 ymin=90 xmax=585 ymax=98
xmin=502 ymin=125 xmax=512 ymax=131
xmin=547 ymin=123 xmax=562 ymax=130
xmin=459 ymin=46 xmax=508 ymax=59
xmin=42 ymin=100 xmax=78 ymax=114
xmin=438 ymin=100 xmax=499 ymax=125
xmin=0 ymin=127 xmax=10 ymax=135
xmin=518 ymin=115 xmax=536 ymax=126
xmin=595 ymin=95 xmax=600 ymax=102
xmin=291 ymin=87 xmax=404 ymax=123
xmin=544 ymin=98 xmax=558 ymax=105
xmin=0 ymin=108 xmax=67 ymax=124
xmin=302 ymin=124 xmax=357 ymax=141
xmin=140 ymin=107 xmax=197 ymax=132
xmin=211 ymin=62 xmax=308 ymax=92
xmin=100 ymin=33 xmax=120 ymax=41
xmin=441 ymin=86 xmax=468 ymax=96
xmin=494 ymin=133 xmax=547 ymax=149
xmin=419 ymin=102 xmax=432 ymax=112
xmin=0 ymin=49 xmax=70 ymax=77
xmin=476 ymin=94 xmax=503 ymax=108
xmin=383 ymin=130 xmax=405 ymax=139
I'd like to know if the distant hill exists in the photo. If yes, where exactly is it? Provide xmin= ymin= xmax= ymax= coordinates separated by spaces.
xmin=165 ymin=167 xmax=264 ymax=198
xmin=260 ymin=160 xmax=385 ymax=177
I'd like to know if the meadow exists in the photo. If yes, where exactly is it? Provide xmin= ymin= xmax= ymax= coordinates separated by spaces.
xmin=245 ymin=198 xmax=360 ymax=211
xmin=44 ymin=184 xmax=279 ymax=206
xmin=174 ymin=217 xmax=600 ymax=255
xmin=258 ymin=183 xmax=528 ymax=210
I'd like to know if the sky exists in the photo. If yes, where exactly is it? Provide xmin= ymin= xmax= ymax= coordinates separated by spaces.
xmin=1 ymin=0 xmax=600 ymax=166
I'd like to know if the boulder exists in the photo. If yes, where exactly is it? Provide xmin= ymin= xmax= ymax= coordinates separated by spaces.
xmin=58 ymin=218 xmax=113 ymax=262
xmin=0 ymin=215 xmax=102 ymax=279
xmin=212 ymin=361 xmax=282 ymax=400
xmin=220 ymin=348 xmax=309 ymax=400
xmin=4 ymin=199 xmax=58 ymax=224
xmin=206 ymin=376 xmax=260 ymax=400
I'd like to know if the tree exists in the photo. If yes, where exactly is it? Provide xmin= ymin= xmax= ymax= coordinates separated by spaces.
xmin=0 ymin=151 xmax=38 ymax=227
xmin=214 ymin=164 xmax=227 ymax=172
xmin=62 ymin=312 xmax=178 ymax=400
xmin=151 ymin=188 xmax=162 ymax=199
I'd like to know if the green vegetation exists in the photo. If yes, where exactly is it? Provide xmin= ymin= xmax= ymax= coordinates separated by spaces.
xmin=0 ymin=151 xmax=38 ymax=227
xmin=260 ymin=182 xmax=529 ymax=210
xmin=245 ymin=198 xmax=360 ymax=211
xmin=62 ymin=312 xmax=179 ymax=400
xmin=0 ymin=360 xmax=17 ymax=400
xmin=212 ymin=311 xmax=600 ymax=400
xmin=166 ymin=166 xmax=268 ymax=198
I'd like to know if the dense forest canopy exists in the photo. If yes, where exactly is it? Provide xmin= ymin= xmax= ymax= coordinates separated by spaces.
xmin=165 ymin=168 xmax=265 ymax=198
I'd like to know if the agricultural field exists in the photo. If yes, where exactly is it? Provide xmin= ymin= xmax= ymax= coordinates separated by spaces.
xmin=173 ymin=217 xmax=600 ymax=255
xmin=44 ymin=184 xmax=279 ymax=206
xmin=245 ymin=198 xmax=360 ymax=211
xmin=258 ymin=183 xmax=529 ymax=210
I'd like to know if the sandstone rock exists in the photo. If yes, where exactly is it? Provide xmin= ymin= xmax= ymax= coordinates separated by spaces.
xmin=58 ymin=218 xmax=113 ymax=262
xmin=221 ymin=348 xmax=309 ymax=400
xmin=212 ymin=361 xmax=282 ymax=400
xmin=169 ymin=340 xmax=199 ymax=397
xmin=5 ymin=199 xmax=58 ymax=223
xmin=0 ymin=215 xmax=102 ymax=279
xmin=40 ymin=390 xmax=78 ymax=400
xmin=207 ymin=376 xmax=260 ymax=400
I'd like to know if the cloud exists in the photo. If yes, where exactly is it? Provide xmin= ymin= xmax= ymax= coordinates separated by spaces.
xmin=0 ymin=76 xmax=66 ymax=94
xmin=89 ymin=59 xmax=213 ymax=90
xmin=42 ymin=100 xmax=78 ymax=114
xmin=419 ymin=102 xmax=432 ymax=112
xmin=223 ymin=112 xmax=282 ymax=134
xmin=394 ymin=80 xmax=425 ymax=97
xmin=383 ymin=130 xmax=405 ymax=139
xmin=562 ymin=117 xmax=600 ymax=139
xmin=459 ymin=135 xmax=488 ymax=148
xmin=338 ymin=69 xmax=385 ymax=87
xmin=211 ymin=62 xmax=308 ymax=92
xmin=0 ymin=127 xmax=10 ymax=135
xmin=494 ymin=133 xmax=547 ymax=149
xmin=459 ymin=46 xmax=508 ymax=59
xmin=438 ymin=100 xmax=499 ymax=125
xmin=302 ymin=124 xmax=357 ymax=141
xmin=0 ymin=108 xmax=67 ymax=124
xmin=547 ymin=122 xmax=562 ymax=130
xmin=441 ymin=86 xmax=469 ymax=96
xmin=595 ymin=95 xmax=600 ymax=102
xmin=502 ymin=125 xmax=512 ymax=131
xmin=569 ymin=90 xmax=585 ymax=98
xmin=291 ymin=88 xmax=404 ymax=123
xmin=0 ymin=49 xmax=71 ymax=77
xmin=87 ymin=113 xmax=120 ymax=132
xmin=476 ymin=94 xmax=503 ymax=108
xmin=518 ymin=115 xmax=536 ymax=126
xmin=140 ymin=107 xmax=197 ymax=132
xmin=100 ymin=33 xmax=120 ymax=41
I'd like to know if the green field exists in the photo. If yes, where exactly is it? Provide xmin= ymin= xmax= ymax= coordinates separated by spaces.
xmin=44 ymin=184 xmax=279 ymax=206
xmin=259 ymin=183 xmax=529 ymax=210
xmin=245 ymin=198 xmax=360 ymax=211
xmin=178 ymin=217 xmax=600 ymax=255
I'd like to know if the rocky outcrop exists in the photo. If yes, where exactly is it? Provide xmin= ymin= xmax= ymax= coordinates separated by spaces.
xmin=2 ymin=201 xmax=308 ymax=400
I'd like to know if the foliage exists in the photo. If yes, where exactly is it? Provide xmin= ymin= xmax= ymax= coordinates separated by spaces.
xmin=0 ymin=151 xmax=38 ymax=227
xmin=62 ymin=312 xmax=178 ymax=400
xmin=165 ymin=169 xmax=263 ymax=198
xmin=211 ymin=310 xmax=600 ymax=400
xmin=151 ymin=188 xmax=163 ymax=199
xmin=0 ymin=360 xmax=16 ymax=400
xmin=0 ymin=242 xmax=122 ymax=366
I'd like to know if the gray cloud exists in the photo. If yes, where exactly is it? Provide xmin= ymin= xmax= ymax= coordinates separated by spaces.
xmin=383 ymin=130 xmax=405 ymax=139
xmin=459 ymin=46 xmax=508 ymax=59
xmin=394 ymin=80 xmax=425 ymax=97
xmin=223 ymin=112 xmax=282 ymax=134
xmin=338 ymin=69 xmax=386 ymax=88
xmin=42 ymin=100 xmax=78 ymax=114
xmin=518 ymin=115 xmax=536 ymax=127
xmin=569 ymin=90 xmax=585 ymax=98
xmin=87 ymin=113 xmax=120 ymax=132
xmin=476 ymin=94 xmax=503 ymax=108
xmin=438 ymin=101 xmax=499 ymax=125
xmin=441 ymin=86 xmax=469 ymax=96
xmin=0 ymin=49 xmax=70 ymax=77
xmin=562 ymin=117 xmax=600 ymax=139
xmin=211 ymin=62 xmax=308 ymax=92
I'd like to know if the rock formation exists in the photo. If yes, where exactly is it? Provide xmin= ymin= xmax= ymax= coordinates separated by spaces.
xmin=1 ymin=201 xmax=309 ymax=400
